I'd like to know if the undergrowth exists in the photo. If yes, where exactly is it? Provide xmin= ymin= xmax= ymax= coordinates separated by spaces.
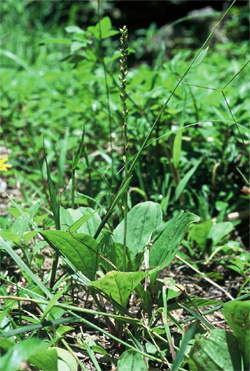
xmin=0 ymin=1 xmax=249 ymax=370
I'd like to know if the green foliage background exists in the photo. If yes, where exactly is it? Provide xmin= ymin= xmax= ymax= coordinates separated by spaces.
xmin=0 ymin=1 xmax=249 ymax=370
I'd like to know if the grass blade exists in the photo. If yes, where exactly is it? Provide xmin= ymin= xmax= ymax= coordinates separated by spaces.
xmin=44 ymin=155 xmax=60 ymax=230
xmin=175 ymin=159 xmax=201 ymax=201
xmin=0 ymin=236 xmax=52 ymax=299
xmin=171 ymin=322 xmax=203 ymax=371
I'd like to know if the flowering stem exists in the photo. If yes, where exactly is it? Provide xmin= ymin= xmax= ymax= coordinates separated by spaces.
xmin=119 ymin=26 xmax=129 ymax=271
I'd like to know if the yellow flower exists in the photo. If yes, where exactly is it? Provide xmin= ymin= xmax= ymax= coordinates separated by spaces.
xmin=0 ymin=157 xmax=12 ymax=172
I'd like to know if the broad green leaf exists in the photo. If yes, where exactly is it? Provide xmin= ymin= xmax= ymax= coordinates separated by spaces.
xmin=222 ymin=300 xmax=250 ymax=370
xmin=149 ymin=211 xmax=199 ymax=268
xmin=65 ymin=25 xmax=84 ymax=34
xmin=189 ymin=220 xmax=213 ymax=252
xmin=11 ymin=213 xmax=29 ymax=239
xmin=191 ymin=46 xmax=209 ymax=67
xmin=0 ymin=232 xmax=20 ymax=244
xmin=91 ymin=271 xmax=147 ymax=307
xmin=60 ymin=206 xmax=101 ymax=236
xmin=88 ymin=16 xmax=110 ymax=39
xmin=88 ymin=17 xmax=119 ymax=40
xmin=102 ymin=29 xmax=119 ymax=38
xmin=23 ymin=230 xmax=39 ymax=243
xmin=189 ymin=329 xmax=241 ymax=371
xmin=173 ymin=129 xmax=182 ymax=168
xmin=0 ymin=338 xmax=48 ymax=371
xmin=135 ymin=284 xmax=152 ymax=321
xmin=41 ymin=231 xmax=99 ymax=280
xmin=8 ymin=208 xmax=23 ymax=218
xmin=70 ymin=41 xmax=85 ymax=54
xmin=57 ymin=326 xmax=73 ymax=337
xmin=117 ymin=349 xmax=147 ymax=371
xmin=0 ymin=338 xmax=15 ymax=351
xmin=29 ymin=348 xmax=58 ymax=371
xmin=208 ymin=222 xmax=234 ymax=245
xmin=53 ymin=348 xmax=78 ymax=371
xmin=175 ymin=159 xmax=201 ymax=201
xmin=113 ymin=201 xmax=162 ymax=257
xmin=99 ymin=233 xmax=139 ymax=272
xmin=28 ymin=201 xmax=41 ymax=220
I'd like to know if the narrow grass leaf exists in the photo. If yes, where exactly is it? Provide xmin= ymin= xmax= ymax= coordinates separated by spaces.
xmin=2 ymin=317 xmax=81 ymax=338
xmin=83 ymin=342 xmax=102 ymax=371
xmin=175 ymin=159 xmax=202 ymax=201
xmin=58 ymin=127 xmax=69 ymax=185
xmin=68 ymin=212 xmax=96 ymax=233
xmin=45 ymin=156 xmax=60 ymax=230
xmin=60 ymin=206 xmax=101 ymax=235
xmin=0 ymin=237 xmax=52 ymax=299
xmin=178 ymin=303 xmax=214 ymax=330
xmin=39 ymin=38 xmax=72 ymax=45
xmin=0 ymin=49 xmax=35 ymax=73
xmin=237 ymin=167 xmax=250 ymax=185
xmin=172 ymin=322 xmax=204 ymax=371
xmin=72 ymin=125 xmax=85 ymax=169
xmin=162 ymin=287 xmax=175 ymax=361
xmin=40 ymin=289 xmax=66 ymax=322
xmin=173 ymin=129 xmax=182 ymax=168
xmin=1 ymin=316 xmax=162 ymax=363
xmin=191 ymin=46 xmax=209 ymax=67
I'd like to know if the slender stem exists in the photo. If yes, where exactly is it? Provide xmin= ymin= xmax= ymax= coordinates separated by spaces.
xmin=97 ymin=0 xmax=114 ymax=195
xmin=119 ymin=26 xmax=129 ymax=271
xmin=176 ymin=254 xmax=234 ymax=300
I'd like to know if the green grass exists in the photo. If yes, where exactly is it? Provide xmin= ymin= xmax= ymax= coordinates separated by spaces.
xmin=0 ymin=1 xmax=249 ymax=370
